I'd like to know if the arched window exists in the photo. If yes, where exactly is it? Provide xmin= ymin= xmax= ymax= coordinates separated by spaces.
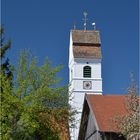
xmin=83 ymin=66 xmax=91 ymax=78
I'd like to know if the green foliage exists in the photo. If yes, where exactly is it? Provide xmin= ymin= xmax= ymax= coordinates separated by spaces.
xmin=0 ymin=26 xmax=12 ymax=80
xmin=1 ymin=50 xmax=70 ymax=140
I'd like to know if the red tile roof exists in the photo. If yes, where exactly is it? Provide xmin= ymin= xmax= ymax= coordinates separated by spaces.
xmin=73 ymin=45 xmax=102 ymax=59
xmin=72 ymin=30 xmax=101 ymax=44
xmin=86 ymin=94 xmax=127 ymax=132
xmin=71 ymin=30 xmax=102 ymax=59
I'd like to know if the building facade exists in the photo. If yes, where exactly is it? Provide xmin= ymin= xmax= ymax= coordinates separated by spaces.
xmin=78 ymin=94 xmax=127 ymax=140
xmin=69 ymin=29 xmax=103 ymax=140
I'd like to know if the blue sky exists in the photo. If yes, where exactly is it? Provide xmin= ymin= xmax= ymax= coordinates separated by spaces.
xmin=2 ymin=0 xmax=139 ymax=94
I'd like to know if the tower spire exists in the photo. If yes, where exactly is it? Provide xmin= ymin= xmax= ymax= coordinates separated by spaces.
xmin=83 ymin=12 xmax=88 ymax=30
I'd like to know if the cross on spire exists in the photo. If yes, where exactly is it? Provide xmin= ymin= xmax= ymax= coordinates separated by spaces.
xmin=83 ymin=12 xmax=88 ymax=30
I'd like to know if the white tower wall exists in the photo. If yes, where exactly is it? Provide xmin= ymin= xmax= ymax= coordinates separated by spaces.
xmin=69 ymin=30 xmax=102 ymax=140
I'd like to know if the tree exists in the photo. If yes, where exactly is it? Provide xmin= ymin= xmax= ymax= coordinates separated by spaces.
xmin=0 ymin=26 xmax=12 ymax=80
xmin=0 ymin=26 xmax=13 ymax=140
xmin=122 ymin=73 xmax=139 ymax=139
xmin=111 ymin=73 xmax=139 ymax=139
xmin=1 ymin=50 xmax=70 ymax=140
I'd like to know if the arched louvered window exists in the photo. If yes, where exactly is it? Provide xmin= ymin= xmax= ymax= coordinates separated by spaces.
xmin=83 ymin=66 xmax=91 ymax=78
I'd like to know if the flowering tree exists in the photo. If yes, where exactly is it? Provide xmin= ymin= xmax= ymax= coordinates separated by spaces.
xmin=111 ymin=74 xmax=139 ymax=139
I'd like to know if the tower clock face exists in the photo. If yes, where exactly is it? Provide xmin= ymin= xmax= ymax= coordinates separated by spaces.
xmin=83 ymin=81 xmax=92 ymax=90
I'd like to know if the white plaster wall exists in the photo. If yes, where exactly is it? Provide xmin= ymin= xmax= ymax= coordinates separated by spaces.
xmin=69 ymin=31 xmax=73 ymax=66
xmin=70 ymin=59 xmax=102 ymax=93
xmin=87 ymin=133 xmax=102 ymax=140
xmin=73 ymin=79 xmax=102 ymax=93
xmin=85 ymin=111 xmax=102 ymax=140
xmin=69 ymin=61 xmax=74 ymax=83
xmin=69 ymin=91 xmax=85 ymax=140
xmin=85 ymin=111 xmax=97 ymax=139
xmin=72 ymin=91 xmax=85 ymax=110
xmin=69 ymin=59 xmax=102 ymax=140
xmin=92 ymin=63 xmax=101 ymax=78
xmin=73 ymin=60 xmax=101 ymax=79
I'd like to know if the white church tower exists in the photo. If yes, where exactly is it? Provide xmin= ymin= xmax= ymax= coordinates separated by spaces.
xmin=69 ymin=14 xmax=102 ymax=140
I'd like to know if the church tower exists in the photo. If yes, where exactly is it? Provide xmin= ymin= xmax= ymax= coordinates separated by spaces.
xmin=69 ymin=16 xmax=102 ymax=140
